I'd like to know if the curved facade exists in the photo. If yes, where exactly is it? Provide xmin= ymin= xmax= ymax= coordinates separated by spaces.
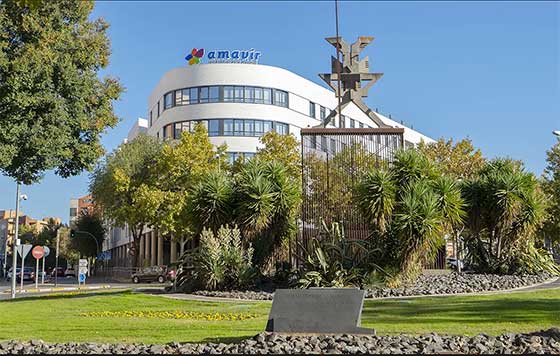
xmin=145 ymin=63 xmax=434 ymax=162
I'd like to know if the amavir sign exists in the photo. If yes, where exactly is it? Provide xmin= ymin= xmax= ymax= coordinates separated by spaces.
xmin=185 ymin=47 xmax=262 ymax=65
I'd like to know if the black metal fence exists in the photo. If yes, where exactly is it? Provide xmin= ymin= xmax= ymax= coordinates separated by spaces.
xmin=294 ymin=128 xmax=404 ymax=267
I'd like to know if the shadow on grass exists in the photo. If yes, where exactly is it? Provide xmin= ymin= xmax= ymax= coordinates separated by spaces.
xmin=197 ymin=335 xmax=256 ymax=344
xmin=0 ymin=289 xmax=132 ymax=303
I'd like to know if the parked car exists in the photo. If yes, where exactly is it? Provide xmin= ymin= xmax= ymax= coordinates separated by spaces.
xmin=131 ymin=266 xmax=168 ymax=284
xmin=64 ymin=267 xmax=76 ymax=277
xmin=50 ymin=267 xmax=65 ymax=277
xmin=6 ymin=267 xmax=35 ymax=282
xmin=447 ymin=257 xmax=465 ymax=270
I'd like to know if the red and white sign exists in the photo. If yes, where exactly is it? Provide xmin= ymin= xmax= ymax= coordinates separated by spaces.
xmin=31 ymin=246 xmax=44 ymax=259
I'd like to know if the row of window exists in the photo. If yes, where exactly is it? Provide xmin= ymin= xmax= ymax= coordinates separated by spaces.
xmin=309 ymin=135 xmax=402 ymax=154
xmin=227 ymin=152 xmax=255 ymax=165
xmin=161 ymin=119 xmax=289 ymax=140
xmin=153 ymin=85 xmax=289 ymax=121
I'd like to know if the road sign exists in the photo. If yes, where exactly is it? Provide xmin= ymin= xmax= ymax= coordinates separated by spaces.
xmin=79 ymin=259 xmax=88 ymax=267
xmin=79 ymin=273 xmax=86 ymax=283
xmin=43 ymin=246 xmax=50 ymax=257
xmin=32 ymin=246 xmax=44 ymax=259
xmin=78 ymin=266 xmax=88 ymax=275
xmin=16 ymin=244 xmax=32 ymax=258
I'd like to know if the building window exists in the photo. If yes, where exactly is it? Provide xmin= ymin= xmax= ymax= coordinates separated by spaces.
xmin=149 ymin=110 xmax=153 ymax=127
xmin=309 ymin=102 xmax=316 ymax=118
xmin=359 ymin=122 xmax=364 ymax=128
xmin=234 ymin=119 xmax=244 ymax=136
xmin=234 ymin=86 xmax=244 ymax=102
xmin=164 ymin=92 xmax=173 ymax=110
xmin=350 ymin=118 xmax=355 ymax=128
xmin=340 ymin=115 xmax=346 ymax=128
xmin=209 ymin=86 xmax=220 ymax=102
xmin=263 ymin=120 xmax=273 ymax=133
xmin=199 ymin=87 xmax=209 ymax=103
xmin=223 ymin=86 xmax=234 ymax=102
xmin=244 ymin=87 xmax=254 ymax=103
xmin=274 ymin=122 xmax=289 ymax=135
xmin=321 ymin=135 xmax=328 ymax=152
xmin=157 ymin=101 xmax=160 ymax=117
xmin=320 ymin=106 xmax=326 ymax=122
xmin=190 ymin=88 xmax=199 ymax=104
xmin=208 ymin=120 xmax=220 ymax=136
xmin=254 ymin=120 xmax=264 ymax=136
xmin=273 ymin=89 xmax=288 ymax=107
xmin=224 ymin=119 xmax=234 ymax=135
xmin=244 ymin=120 xmax=254 ymax=136
xmin=254 ymin=87 xmax=264 ymax=104
xmin=70 ymin=208 xmax=77 ymax=218
xmin=263 ymin=88 xmax=272 ymax=104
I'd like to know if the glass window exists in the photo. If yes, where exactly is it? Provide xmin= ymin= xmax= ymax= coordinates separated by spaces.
xmin=263 ymin=120 xmax=273 ymax=133
xmin=190 ymin=88 xmax=198 ymax=104
xmin=174 ymin=90 xmax=181 ymax=105
xmin=359 ymin=122 xmax=364 ymax=128
xmin=340 ymin=115 xmax=345 ymax=128
xmin=224 ymin=119 xmax=234 ymax=135
xmin=254 ymin=120 xmax=264 ymax=136
xmin=254 ymin=87 xmax=264 ymax=104
xmin=157 ymin=101 xmax=160 ymax=117
xmin=163 ymin=124 xmax=172 ymax=138
xmin=208 ymin=120 xmax=220 ymax=136
xmin=320 ymin=106 xmax=326 ymax=121
xmin=244 ymin=87 xmax=254 ymax=103
xmin=321 ymin=136 xmax=328 ymax=152
xmin=223 ymin=86 xmax=234 ymax=102
xmin=350 ymin=118 xmax=355 ymax=128
xmin=180 ymin=89 xmax=190 ymax=105
xmin=234 ymin=86 xmax=244 ymax=102
xmin=209 ymin=86 xmax=220 ymax=102
xmin=275 ymin=122 xmax=288 ymax=135
xmin=244 ymin=120 xmax=254 ymax=136
xmin=309 ymin=102 xmax=316 ymax=118
xmin=244 ymin=152 xmax=255 ymax=160
xmin=164 ymin=92 xmax=173 ymax=110
xmin=310 ymin=135 xmax=317 ymax=149
xmin=228 ymin=152 xmax=236 ymax=165
xmin=199 ymin=87 xmax=209 ymax=103
xmin=263 ymin=88 xmax=272 ymax=104
xmin=330 ymin=138 xmax=336 ymax=154
xmin=234 ymin=119 xmax=244 ymax=136
xmin=149 ymin=110 xmax=152 ymax=126
xmin=274 ymin=90 xmax=288 ymax=107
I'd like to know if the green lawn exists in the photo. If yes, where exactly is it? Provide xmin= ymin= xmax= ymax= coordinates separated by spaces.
xmin=0 ymin=289 xmax=558 ymax=344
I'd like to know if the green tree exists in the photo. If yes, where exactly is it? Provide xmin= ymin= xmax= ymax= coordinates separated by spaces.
xmin=540 ymin=138 xmax=560 ymax=248
xmin=72 ymin=213 xmax=105 ymax=258
xmin=417 ymin=138 xmax=485 ymax=180
xmin=89 ymin=134 xmax=163 ymax=267
xmin=0 ymin=0 xmax=123 ymax=185
xmin=462 ymin=159 xmax=549 ymax=273
xmin=355 ymin=149 xmax=465 ymax=285
xmin=254 ymin=132 xmax=300 ymax=178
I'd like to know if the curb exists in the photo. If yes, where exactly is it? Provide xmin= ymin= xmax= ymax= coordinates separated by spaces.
xmin=2 ymin=285 xmax=113 ymax=295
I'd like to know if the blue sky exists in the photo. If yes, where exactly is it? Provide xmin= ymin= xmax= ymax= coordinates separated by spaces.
xmin=0 ymin=1 xmax=558 ymax=223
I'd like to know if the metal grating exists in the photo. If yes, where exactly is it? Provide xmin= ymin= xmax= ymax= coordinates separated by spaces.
xmin=294 ymin=128 xmax=404 ymax=267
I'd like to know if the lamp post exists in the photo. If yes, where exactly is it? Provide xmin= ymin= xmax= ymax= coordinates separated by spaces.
xmin=10 ymin=183 xmax=27 ymax=299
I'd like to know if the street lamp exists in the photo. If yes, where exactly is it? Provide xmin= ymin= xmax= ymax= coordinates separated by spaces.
xmin=10 ymin=183 xmax=27 ymax=299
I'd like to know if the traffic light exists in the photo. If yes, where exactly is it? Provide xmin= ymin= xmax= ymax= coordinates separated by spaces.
xmin=70 ymin=229 xmax=76 ymax=238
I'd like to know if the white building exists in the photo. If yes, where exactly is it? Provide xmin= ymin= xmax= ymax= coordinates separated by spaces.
xmin=106 ymin=62 xmax=435 ymax=267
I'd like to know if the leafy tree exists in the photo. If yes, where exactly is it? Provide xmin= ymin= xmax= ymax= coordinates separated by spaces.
xmin=154 ymin=123 xmax=228 ymax=239
xmin=417 ymin=138 xmax=485 ymax=180
xmin=72 ymin=212 xmax=105 ymax=258
xmin=254 ymin=131 xmax=300 ymax=178
xmin=540 ymin=138 xmax=560 ymax=248
xmin=0 ymin=0 xmax=123 ymax=185
xmin=89 ymin=134 xmax=164 ymax=267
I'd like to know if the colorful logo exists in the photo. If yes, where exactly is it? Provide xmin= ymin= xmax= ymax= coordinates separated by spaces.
xmin=185 ymin=48 xmax=204 ymax=65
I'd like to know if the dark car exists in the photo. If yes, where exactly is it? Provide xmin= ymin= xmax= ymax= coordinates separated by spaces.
xmin=131 ymin=266 xmax=168 ymax=284
xmin=50 ymin=267 xmax=65 ymax=277
xmin=7 ymin=267 xmax=35 ymax=282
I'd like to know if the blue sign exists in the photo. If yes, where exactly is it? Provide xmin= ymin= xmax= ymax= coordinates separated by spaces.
xmin=79 ymin=273 xmax=86 ymax=282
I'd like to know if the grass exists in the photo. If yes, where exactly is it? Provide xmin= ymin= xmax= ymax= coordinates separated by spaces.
xmin=0 ymin=289 xmax=558 ymax=344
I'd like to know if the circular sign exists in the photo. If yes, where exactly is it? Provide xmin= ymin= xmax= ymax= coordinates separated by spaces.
xmin=31 ymin=246 xmax=44 ymax=259
xmin=43 ymin=246 xmax=50 ymax=257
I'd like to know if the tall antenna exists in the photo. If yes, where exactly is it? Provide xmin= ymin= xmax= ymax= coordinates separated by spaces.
xmin=334 ymin=0 xmax=342 ymax=128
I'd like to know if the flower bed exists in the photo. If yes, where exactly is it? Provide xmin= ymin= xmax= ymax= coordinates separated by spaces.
xmin=80 ymin=310 xmax=258 ymax=321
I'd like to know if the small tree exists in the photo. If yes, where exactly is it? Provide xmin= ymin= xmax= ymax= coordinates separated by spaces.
xmin=73 ymin=213 xmax=105 ymax=258
xmin=417 ymin=138 xmax=485 ymax=180
xmin=89 ymin=134 xmax=164 ymax=267
xmin=255 ymin=131 xmax=300 ymax=178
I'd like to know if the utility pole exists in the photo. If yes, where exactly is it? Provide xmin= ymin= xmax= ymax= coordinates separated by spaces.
xmin=54 ymin=228 xmax=60 ymax=287
xmin=10 ymin=183 xmax=20 ymax=299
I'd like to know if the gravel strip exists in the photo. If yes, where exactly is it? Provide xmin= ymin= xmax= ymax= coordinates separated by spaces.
xmin=1 ymin=328 xmax=559 ymax=354
xmin=191 ymin=273 xmax=554 ymax=301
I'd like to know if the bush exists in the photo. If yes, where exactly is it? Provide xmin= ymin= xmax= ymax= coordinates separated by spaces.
xmin=176 ymin=225 xmax=257 ymax=291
